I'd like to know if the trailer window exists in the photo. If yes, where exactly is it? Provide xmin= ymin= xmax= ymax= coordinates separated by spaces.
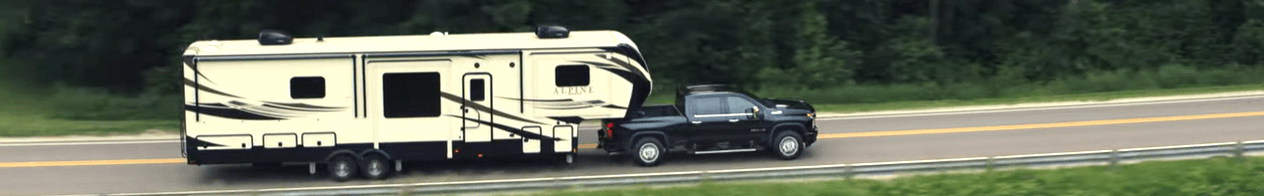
xmin=383 ymin=72 xmax=441 ymax=118
xmin=289 ymin=77 xmax=325 ymax=99
xmin=555 ymin=65 xmax=589 ymax=86
xmin=469 ymin=79 xmax=486 ymax=101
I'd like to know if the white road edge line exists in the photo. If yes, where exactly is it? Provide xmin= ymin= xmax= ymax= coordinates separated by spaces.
xmin=0 ymin=140 xmax=179 ymax=147
xmin=111 ymin=140 xmax=1264 ymax=196
xmin=818 ymin=95 xmax=1264 ymax=121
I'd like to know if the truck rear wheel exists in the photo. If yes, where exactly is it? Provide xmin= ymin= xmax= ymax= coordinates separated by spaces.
xmin=631 ymin=137 xmax=664 ymax=166
xmin=771 ymin=131 xmax=804 ymax=160
xmin=327 ymin=155 xmax=359 ymax=182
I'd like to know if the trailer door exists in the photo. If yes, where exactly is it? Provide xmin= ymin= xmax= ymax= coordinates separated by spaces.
xmin=462 ymin=74 xmax=493 ymax=144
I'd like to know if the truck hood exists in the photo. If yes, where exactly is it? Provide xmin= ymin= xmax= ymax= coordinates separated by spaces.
xmin=763 ymin=99 xmax=814 ymax=112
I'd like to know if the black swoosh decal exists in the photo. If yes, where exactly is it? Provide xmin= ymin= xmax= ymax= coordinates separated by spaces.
xmin=448 ymin=115 xmax=561 ymax=141
xmin=572 ymin=61 xmax=645 ymax=86
xmin=186 ymin=136 xmax=227 ymax=147
xmin=260 ymin=102 xmax=347 ymax=113
xmin=602 ymin=104 xmax=629 ymax=109
xmin=499 ymin=97 xmax=575 ymax=102
xmin=536 ymin=104 xmax=595 ymax=110
xmin=185 ymin=104 xmax=283 ymax=120
xmin=184 ymin=78 xmax=242 ymax=99
xmin=548 ymin=117 xmax=585 ymax=124
xmin=534 ymin=101 xmax=589 ymax=107
xmin=263 ymin=102 xmax=345 ymax=110
xmin=440 ymin=92 xmax=545 ymax=124
xmin=595 ymin=55 xmax=649 ymax=80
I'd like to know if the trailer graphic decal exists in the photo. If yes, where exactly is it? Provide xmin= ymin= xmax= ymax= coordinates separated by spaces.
xmin=438 ymin=92 xmax=545 ymax=125
xmin=447 ymin=115 xmax=562 ymax=141
xmin=184 ymin=103 xmax=284 ymax=120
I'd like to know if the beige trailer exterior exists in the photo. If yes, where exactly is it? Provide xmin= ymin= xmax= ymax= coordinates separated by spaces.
xmin=180 ymin=29 xmax=652 ymax=179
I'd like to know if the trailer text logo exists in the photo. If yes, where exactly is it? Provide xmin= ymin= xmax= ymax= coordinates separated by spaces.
xmin=554 ymin=86 xmax=593 ymax=95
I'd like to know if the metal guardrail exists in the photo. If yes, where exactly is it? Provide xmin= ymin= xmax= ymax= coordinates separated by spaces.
xmin=111 ymin=140 xmax=1264 ymax=196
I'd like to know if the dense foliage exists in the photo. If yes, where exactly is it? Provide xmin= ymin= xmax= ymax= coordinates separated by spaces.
xmin=2 ymin=0 xmax=1263 ymax=101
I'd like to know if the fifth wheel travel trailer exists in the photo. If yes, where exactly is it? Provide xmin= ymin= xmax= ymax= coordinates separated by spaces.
xmin=180 ymin=26 xmax=652 ymax=181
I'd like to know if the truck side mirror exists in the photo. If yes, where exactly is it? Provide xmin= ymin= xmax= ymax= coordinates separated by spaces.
xmin=747 ymin=106 xmax=761 ymax=120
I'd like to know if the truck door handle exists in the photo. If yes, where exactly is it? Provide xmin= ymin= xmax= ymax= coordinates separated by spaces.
xmin=691 ymin=121 xmax=702 ymax=124
xmin=728 ymin=119 xmax=740 ymax=122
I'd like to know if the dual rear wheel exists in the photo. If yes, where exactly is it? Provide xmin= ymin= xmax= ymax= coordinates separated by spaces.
xmin=327 ymin=154 xmax=392 ymax=181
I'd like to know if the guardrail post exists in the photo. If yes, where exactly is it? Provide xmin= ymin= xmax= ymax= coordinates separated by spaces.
xmin=985 ymin=156 xmax=995 ymax=172
xmin=1234 ymin=141 xmax=1245 ymax=162
xmin=842 ymin=164 xmax=854 ymax=180
xmin=1108 ymin=149 xmax=1119 ymax=170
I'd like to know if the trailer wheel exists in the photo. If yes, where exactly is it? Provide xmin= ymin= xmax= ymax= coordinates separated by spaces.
xmin=555 ymin=153 xmax=575 ymax=166
xmin=771 ymin=131 xmax=804 ymax=160
xmin=630 ymin=137 xmax=664 ymax=166
xmin=327 ymin=155 xmax=358 ymax=182
xmin=360 ymin=154 xmax=391 ymax=180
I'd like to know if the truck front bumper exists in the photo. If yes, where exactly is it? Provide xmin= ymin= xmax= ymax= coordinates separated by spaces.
xmin=805 ymin=124 xmax=819 ymax=147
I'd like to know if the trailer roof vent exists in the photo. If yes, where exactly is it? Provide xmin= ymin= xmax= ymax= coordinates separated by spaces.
xmin=535 ymin=25 xmax=569 ymax=39
xmin=258 ymin=30 xmax=293 ymax=45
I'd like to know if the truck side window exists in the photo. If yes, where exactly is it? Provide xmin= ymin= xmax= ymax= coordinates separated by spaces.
xmin=690 ymin=96 xmax=726 ymax=116
xmin=726 ymin=97 xmax=757 ymax=114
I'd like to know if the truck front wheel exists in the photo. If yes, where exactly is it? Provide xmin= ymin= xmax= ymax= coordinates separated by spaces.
xmin=631 ymin=137 xmax=665 ymax=166
xmin=771 ymin=131 xmax=804 ymax=160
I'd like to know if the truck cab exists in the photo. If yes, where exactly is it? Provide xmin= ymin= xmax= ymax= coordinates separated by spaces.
xmin=598 ymin=85 xmax=819 ymax=166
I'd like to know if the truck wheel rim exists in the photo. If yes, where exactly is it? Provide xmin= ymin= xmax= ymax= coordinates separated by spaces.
xmin=639 ymin=143 xmax=659 ymax=162
xmin=779 ymin=136 xmax=799 ymax=156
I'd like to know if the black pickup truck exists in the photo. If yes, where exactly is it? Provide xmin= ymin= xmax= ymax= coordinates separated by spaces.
xmin=597 ymin=85 xmax=819 ymax=166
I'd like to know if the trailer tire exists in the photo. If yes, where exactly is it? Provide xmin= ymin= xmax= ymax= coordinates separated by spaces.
xmin=360 ymin=154 xmax=391 ymax=180
xmin=630 ymin=137 xmax=664 ymax=167
xmin=555 ymin=153 xmax=575 ymax=166
xmin=327 ymin=155 xmax=358 ymax=182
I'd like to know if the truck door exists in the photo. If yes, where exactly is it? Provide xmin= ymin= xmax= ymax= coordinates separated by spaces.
xmin=462 ymin=74 xmax=493 ymax=144
xmin=724 ymin=96 xmax=768 ymax=143
xmin=686 ymin=95 xmax=739 ymax=147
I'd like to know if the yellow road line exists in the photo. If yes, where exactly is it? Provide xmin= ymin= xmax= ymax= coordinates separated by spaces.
xmin=6 ymin=110 xmax=1264 ymax=168
xmin=819 ymin=110 xmax=1264 ymax=139
xmin=578 ymin=143 xmax=598 ymax=149
xmin=0 ymin=158 xmax=185 ymax=168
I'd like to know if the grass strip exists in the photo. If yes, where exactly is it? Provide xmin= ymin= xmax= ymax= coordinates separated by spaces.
xmin=529 ymin=156 xmax=1264 ymax=196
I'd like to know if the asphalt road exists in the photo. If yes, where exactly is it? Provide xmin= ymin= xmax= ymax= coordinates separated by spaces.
xmin=3 ymin=95 xmax=1264 ymax=195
